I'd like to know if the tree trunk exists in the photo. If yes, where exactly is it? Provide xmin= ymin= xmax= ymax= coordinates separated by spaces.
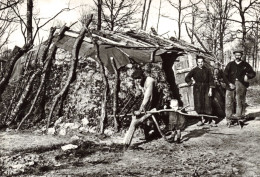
xmin=156 ymin=0 xmax=162 ymax=32
xmin=144 ymin=0 xmax=152 ymax=31
xmin=178 ymin=0 xmax=182 ymax=40
xmin=218 ymin=0 xmax=224 ymax=63
xmin=27 ymin=0 xmax=33 ymax=44
xmin=241 ymin=17 xmax=247 ymax=61
xmin=141 ymin=0 xmax=147 ymax=30
xmin=110 ymin=0 xmax=114 ymax=31
xmin=97 ymin=0 xmax=102 ymax=30
xmin=255 ymin=21 xmax=258 ymax=71
xmin=46 ymin=15 xmax=93 ymax=129
xmin=110 ymin=57 xmax=120 ymax=132
xmin=237 ymin=0 xmax=246 ymax=60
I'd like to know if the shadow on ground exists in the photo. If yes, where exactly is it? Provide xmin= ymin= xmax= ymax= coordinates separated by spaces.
xmin=182 ymin=127 xmax=211 ymax=142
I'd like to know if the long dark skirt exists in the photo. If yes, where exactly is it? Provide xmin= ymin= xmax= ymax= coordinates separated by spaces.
xmin=212 ymin=85 xmax=226 ymax=118
xmin=193 ymin=83 xmax=212 ymax=115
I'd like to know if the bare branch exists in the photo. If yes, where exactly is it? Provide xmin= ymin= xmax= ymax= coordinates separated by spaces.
xmin=0 ymin=0 xmax=20 ymax=11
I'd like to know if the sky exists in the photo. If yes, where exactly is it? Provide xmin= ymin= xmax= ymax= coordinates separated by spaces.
xmin=7 ymin=0 xmax=247 ymax=51
xmin=8 ymin=0 xmax=183 ymax=48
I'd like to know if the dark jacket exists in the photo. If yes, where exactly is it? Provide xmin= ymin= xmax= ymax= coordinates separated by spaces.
xmin=185 ymin=66 xmax=214 ymax=114
xmin=185 ymin=66 xmax=214 ymax=87
xmin=223 ymin=61 xmax=256 ymax=88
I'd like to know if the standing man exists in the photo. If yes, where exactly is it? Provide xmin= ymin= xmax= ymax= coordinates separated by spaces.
xmin=223 ymin=50 xmax=256 ymax=124
xmin=131 ymin=68 xmax=161 ymax=140
xmin=185 ymin=56 xmax=215 ymax=126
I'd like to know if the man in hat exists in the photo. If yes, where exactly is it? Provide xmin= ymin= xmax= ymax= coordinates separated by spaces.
xmin=223 ymin=49 xmax=256 ymax=124
xmin=131 ymin=68 xmax=161 ymax=140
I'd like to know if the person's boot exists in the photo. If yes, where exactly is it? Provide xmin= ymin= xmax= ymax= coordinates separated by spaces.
xmin=210 ymin=119 xmax=218 ymax=127
xmin=166 ymin=131 xmax=176 ymax=143
xmin=197 ymin=121 xmax=204 ymax=126
xmin=176 ymin=130 xmax=181 ymax=144
xmin=197 ymin=116 xmax=205 ymax=126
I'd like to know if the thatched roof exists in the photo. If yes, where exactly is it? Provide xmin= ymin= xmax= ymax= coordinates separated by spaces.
xmin=54 ymin=28 xmax=214 ymax=72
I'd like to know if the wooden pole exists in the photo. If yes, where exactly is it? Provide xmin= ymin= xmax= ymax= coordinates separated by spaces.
xmin=95 ymin=42 xmax=109 ymax=134
xmin=110 ymin=57 xmax=120 ymax=132
xmin=123 ymin=114 xmax=151 ymax=148
xmin=46 ymin=15 xmax=93 ymax=130
xmin=16 ymin=27 xmax=60 ymax=131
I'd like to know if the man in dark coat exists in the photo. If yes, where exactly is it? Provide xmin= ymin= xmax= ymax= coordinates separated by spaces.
xmin=185 ymin=56 xmax=215 ymax=125
xmin=223 ymin=50 xmax=256 ymax=124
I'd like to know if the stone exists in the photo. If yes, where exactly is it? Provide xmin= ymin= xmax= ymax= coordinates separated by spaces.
xmin=11 ymin=164 xmax=25 ymax=170
xmin=54 ymin=117 xmax=64 ymax=127
xmin=81 ymin=118 xmax=89 ymax=127
xmin=104 ymin=128 xmax=114 ymax=136
xmin=79 ymin=127 xmax=89 ymax=133
xmin=71 ymin=135 xmax=80 ymax=141
xmin=47 ymin=128 xmax=55 ymax=135
xmin=59 ymin=127 xmax=66 ymax=136
xmin=64 ymin=123 xmax=74 ymax=129
xmin=89 ymin=127 xmax=96 ymax=133
xmin=61 ymin=144 xmax=78 ymax=151
xmin=28 ymin=161 xmax=35 ymax=166
xmin=71 ymin=122 xmax=81 ymax=130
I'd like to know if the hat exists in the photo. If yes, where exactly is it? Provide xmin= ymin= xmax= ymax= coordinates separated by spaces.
xmin=131 ymin=69 xmax=144 ymax=79
xmin=233 ymin=50 xmax=243 ymax=55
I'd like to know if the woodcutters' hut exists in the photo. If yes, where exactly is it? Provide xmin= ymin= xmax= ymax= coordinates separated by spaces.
xmin=53 ymin=28 xmax=222 ymax=115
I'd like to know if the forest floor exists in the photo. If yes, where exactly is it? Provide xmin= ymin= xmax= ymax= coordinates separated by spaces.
xmin=1 ymin=85 xmax=260 ymax=177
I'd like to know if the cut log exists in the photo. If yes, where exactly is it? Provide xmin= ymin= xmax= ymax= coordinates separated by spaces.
xmin=3 ymin=85 xmax=19 ymax=123
xmin=245 ymin=105 xmax=260 ymax=117
xmin=46 ymin=15 xmax=93 ymax=130
xmin=123 ymin=114 xmax=151 ymax=148
xmin=110 ymin=57 xmax=120 ymax=132
xmin=95 ymin=42 xmax=109 ymax=134
xmin=16 ymin=27 xmax=58 ymax=131
xmin=7 ymin=69 xmax=41 ymax=125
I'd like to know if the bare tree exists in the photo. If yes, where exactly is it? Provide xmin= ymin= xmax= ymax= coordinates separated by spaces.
xmin=97 ymin=0 xmax=102 ymax=30
xmin=140 ymin=0 xmax=147 ymax=30
xmin=0 ymin=0 xmax=20 ymax=11
xmin=188 ymin=0 xmax=233 ymax=62
xmin=26 ymin=0 xmax=33 ymax=44
xmin=156 ymin=0 xmax=162 ymax=32
xmin=217 ymin=0 xmax=233 ymax=62
xmin=93 ymin=0 xmax=141 ymax=31
xmin=0 ymin=1 xmax=18 ymax=51
xmin=185 ymin=1 xmax=199 ymax=44
xmin=165 ymin=0 xmax=201 ymax=40
xmin=231 ymin=0 xmax=260 ymax=59
xmin=11 ymin=0 xmax=77 ymax=45
xmin=143 ymin=0 xmax=152 ymax=31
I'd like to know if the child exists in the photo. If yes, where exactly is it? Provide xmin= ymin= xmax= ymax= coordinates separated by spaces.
xmin=166 ymin=99 xmax=186 ymax=143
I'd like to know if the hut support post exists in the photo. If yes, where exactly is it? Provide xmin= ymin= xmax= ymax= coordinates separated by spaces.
xmin=46 ymin=15 xmax=93 ymax=130
xmin=95 ymin=43 xmax=109 ymax=134
xmin=16 ymin=27 xmax=58 ymax=130
xmin=110 ymin=57 xmax=120 ymax=132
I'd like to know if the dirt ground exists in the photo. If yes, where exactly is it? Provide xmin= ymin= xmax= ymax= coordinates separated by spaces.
xmin=1 ymin=86 xmax=260 ymax=177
